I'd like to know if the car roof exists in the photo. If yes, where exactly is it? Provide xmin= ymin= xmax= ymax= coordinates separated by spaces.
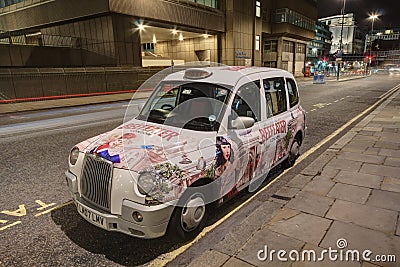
xmin=162 ymin=66 xmax=295 ymax=86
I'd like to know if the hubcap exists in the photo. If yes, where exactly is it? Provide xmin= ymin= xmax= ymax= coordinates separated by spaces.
xmin=291 ymin=141 xmax=300 ymax=157
xmin=181 ymin=194 xmax=206 ymax=232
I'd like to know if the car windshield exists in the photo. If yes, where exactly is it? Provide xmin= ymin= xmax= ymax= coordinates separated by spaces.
xmin=137 ymin=81 xmax=232 ymax=131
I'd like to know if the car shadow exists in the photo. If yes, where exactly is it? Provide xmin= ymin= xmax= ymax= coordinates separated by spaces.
xmin=51 ymin=203 xmax=186 ymax=266
xmin=51 ymin=166 xmax=285 ymax=266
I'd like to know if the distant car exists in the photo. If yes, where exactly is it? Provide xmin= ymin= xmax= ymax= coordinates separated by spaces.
xmin=65 ymin=66 xmax=307 ymax=240
xmin=373 ymin=69 xmax=389 ymax=75
xmin=388 ymin=66 xmax=400 ymax=72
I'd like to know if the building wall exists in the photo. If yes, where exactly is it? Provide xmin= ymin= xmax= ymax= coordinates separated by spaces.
xmin=154 ymin=35 xmax=218 ymax=63
xmin=0 ymin=0 xmax=224 ymax=33
xmin=261 ymin=0 xmax=316 ymax=75
xmin=108 ymin=0 xmax=224 ymax=32
xmin=1 ymin=0 xmax=316 ymax=76
xmin=40 ymin=16 xmax=116 ymax=59
xmin=0 ymin=0 xmax=110 ymax=32
xmin=222 ymin=0 xmax=260 ymax=66
xmin=1 ymin=14 xmax=142 ymax=67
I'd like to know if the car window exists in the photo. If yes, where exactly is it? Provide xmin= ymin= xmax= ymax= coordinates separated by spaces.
xmin=286 ymin=78 xmax=299 ymax=108
xmin=231 ymin=80 xmax=261 ymax=122
xmin=138 ymin=82 xmax=232 ymax=132
xmin=263 ymin=77 xmax=287 ymax=117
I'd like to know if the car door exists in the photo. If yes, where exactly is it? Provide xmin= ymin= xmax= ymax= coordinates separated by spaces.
xmin=215 ymin=73 xmax=263 ymax=200
xmin=260 ymin=76 xmax=290 ymax=168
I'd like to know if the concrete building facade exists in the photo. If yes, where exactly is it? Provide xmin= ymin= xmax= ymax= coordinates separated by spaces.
xmin=319 ymin=13 xmax=364 ymax=55
xmin=0 ymin=0 xmax=316 ymax=71
xmin=307 ymin=20 xmax=332 ymax=62
xmin=0 ymin=0 xmax=317 ymax=100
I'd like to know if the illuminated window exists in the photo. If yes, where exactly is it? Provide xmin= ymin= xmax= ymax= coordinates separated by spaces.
xmin=255 ymin=35 xmax=260 ymax=51
xmin=190 ymin=0 xmax=217 ymax=8
xmin=256 ymin=1 xmax=261 ymax=18
xmin=274 ymin=8 xmax=314 ymax=31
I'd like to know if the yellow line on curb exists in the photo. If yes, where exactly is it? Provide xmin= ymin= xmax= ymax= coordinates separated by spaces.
xmin=148 ymin=82 xmax=400 ymax=267
xmin=34 ymin=201 xmax=73 ymax=217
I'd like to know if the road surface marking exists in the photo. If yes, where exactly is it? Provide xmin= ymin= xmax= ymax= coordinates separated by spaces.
xmin=35 ymin=201 xmax=73 ymax=217
xmin=0 ymin=221 xmax=22 ymax=231
xmin=311 ymin=109 xmax=317 ymax=112
xmin=313 ymin=103 xmax=327 ymax=108
xmin=379 ymin=84 xmax=400 ymax=99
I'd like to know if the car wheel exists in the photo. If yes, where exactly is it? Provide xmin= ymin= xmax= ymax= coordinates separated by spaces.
xmin=168 ymin=191 xmax=208 ymax=241
xmin=283 ymin=136 xmax=301 ymax=168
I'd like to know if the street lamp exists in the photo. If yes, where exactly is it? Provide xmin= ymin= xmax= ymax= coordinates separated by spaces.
xmin=337 ymin=0 xmax=346 ymax=80
xmin=368 ymin=14 xmax=379 ymax=74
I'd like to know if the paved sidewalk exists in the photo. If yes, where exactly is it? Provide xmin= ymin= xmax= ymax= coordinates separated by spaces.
xmin=186 ymin=88 xmax=400 ymax=266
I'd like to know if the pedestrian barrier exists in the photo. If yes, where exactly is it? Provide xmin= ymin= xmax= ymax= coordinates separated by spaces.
xmin=0 ymin=67 xmax=163 ymax=103
xmin=313 ymin=74 xmax=325 ymax=84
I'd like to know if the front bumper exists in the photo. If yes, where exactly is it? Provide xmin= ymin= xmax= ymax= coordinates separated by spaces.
xmin=66 ymin=171 xmax=174 ymax=239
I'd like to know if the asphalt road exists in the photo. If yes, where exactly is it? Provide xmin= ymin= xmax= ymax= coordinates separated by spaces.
xmin=0 ymin=74 xmax=399 ymax=267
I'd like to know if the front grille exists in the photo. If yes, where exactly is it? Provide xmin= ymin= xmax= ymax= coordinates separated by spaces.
xmin=80 ymin=154 xmax=113 ymax=211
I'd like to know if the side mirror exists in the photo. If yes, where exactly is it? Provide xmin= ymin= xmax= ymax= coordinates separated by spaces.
xmin=230 ymin=116 xmax=255 ymax=129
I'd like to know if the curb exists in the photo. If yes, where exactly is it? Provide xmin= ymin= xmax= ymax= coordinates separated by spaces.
xmin=297 ymin=74 xmax=370 ymax=83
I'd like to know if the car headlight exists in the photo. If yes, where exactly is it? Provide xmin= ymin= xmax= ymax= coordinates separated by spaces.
xmin=137 ymin=172 xmax=155 ymax=195
xmin=69 ymin=147 xmax=80 ymax=165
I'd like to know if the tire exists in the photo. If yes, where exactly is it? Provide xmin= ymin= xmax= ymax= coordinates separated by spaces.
xmin=167 ymin=190 xmax=208 ymax=241
xmin=283 ymin=135 xmax=301 ymax=168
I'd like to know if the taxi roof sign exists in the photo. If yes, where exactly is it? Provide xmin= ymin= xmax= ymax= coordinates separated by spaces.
xmin=183 ymin=68 xmax=213 ymax=80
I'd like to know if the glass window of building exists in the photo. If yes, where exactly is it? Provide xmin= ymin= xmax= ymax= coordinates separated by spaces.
xmin=1 ymin=0 xmax=24 ymax=8
xmin=296 ymin=43 xmax=305 ymax=54
xmin=255 ymin=35 xmax=260 ymax=51
xmin=190 ymin=0 xmax=217 ymax=8
xmin=264 ymin=61 xmax=277 ymax=68
xmin=283 ymin=41 xmax=294 ymax=53
xmin=256 ymin=1 xmax=261 ymax=18
xmin=264 ymin=40 xmax=277 ymax=52
xmin=274 ymin=8 xmax=314 ymax=31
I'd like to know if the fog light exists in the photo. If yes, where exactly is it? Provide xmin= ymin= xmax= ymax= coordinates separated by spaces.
xmin=132 ymin=211 xmax=143 ymax=222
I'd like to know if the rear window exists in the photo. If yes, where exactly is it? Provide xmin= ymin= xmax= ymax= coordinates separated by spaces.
xmin=286 ymin=78 xmax=299 ymax=107
xmin=263 ymin=77 xmax=287 ymax=117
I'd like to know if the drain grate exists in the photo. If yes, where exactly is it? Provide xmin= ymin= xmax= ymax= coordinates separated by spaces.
xmin=271 ymin=194 xmax=292 ymax=201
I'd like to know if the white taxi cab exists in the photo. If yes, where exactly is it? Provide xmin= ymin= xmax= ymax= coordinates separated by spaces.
xmin=66 ymin=66 xmax=306 ymax=240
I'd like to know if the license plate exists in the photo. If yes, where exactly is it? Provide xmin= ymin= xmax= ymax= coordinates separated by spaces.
xmin=77 ymin=204 xmax=107 ymax=229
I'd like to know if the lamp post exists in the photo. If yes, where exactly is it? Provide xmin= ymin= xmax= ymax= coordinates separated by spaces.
xmin=368 ymin=14 xmax=378 ymax=74
xmin=337 ymin=0 xmax=346 ymax=80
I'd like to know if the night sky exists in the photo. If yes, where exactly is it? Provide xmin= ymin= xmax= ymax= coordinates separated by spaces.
xmin=318 ymin=0 xmax=400 ymax=30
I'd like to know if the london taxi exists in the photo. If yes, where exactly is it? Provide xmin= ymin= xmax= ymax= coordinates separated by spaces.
xmin=66 ymin=66 xmax=306 ymax=240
